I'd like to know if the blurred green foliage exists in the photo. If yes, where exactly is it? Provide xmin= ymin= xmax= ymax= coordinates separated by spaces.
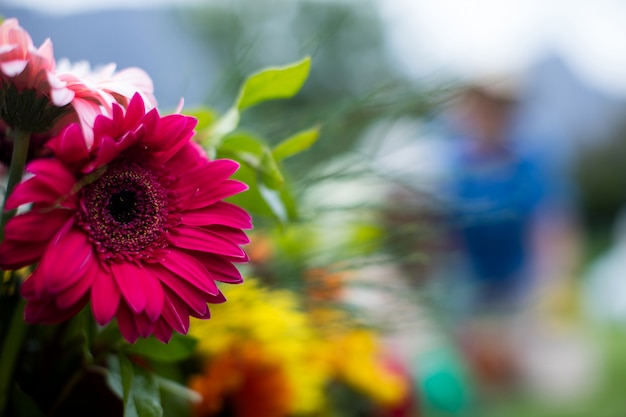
xmin=178 ymin=0 xmax=440 ymax=174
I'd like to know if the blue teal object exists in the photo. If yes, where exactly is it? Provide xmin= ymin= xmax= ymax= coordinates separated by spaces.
xmin=413 ymin=345 xmax=472 ymax=415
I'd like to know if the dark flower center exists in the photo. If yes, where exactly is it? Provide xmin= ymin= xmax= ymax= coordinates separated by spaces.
xmin=107 ymin=190 xmax=138 ymax=224
xmin=78 ymin=160 xmax=171 ymax=259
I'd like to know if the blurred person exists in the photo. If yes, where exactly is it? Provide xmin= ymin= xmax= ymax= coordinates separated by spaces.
xmin=444 ymin=84 xmax=545 ymax=316
xmin=435 ymin=81 xmax=584 ymax=397
xmin=400 ymin=74 xmax=590 ymax=415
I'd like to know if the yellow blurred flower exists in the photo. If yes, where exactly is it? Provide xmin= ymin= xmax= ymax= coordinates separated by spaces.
xmin=189 ymin=278 xmax=328 ymax=415
xmin=317 ymin=328 xmax=410 ymax=407
xmin=189 ymin=278 xmax=411 ymax=416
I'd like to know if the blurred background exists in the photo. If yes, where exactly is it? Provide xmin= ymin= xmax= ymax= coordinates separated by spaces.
xmin=5 ymin=0 xmax=626 ymax=415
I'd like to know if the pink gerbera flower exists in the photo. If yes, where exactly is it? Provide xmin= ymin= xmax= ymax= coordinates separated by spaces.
xmin=0 ymin=18 xmax=73 ymax=131
xmin=0 ymin=18 xmax=70 ymax=105
xmin=0 ymin=94 xmax=252 ymax=343
xmin=0 ymin=18 xmax=155 ymax=139
xmin=55 ymin=59 xmax=157 ymax=146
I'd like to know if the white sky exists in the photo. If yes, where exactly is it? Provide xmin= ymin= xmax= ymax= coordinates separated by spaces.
xmin=378 ymin=0 xmax=626 ymax=97
xmin=7 ymin=0 xmax=626 ymax=97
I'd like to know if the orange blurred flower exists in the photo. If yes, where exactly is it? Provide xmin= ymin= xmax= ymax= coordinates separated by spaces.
xmin=304 ymin=267 xmax=350 ymax=304
xmin=189 ymin=342 xmax=293 ymax=417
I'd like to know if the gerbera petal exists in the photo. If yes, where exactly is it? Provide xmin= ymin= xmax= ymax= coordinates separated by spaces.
xmin=24 ymin=295 xmax=89 ymax=325
xmin=109 ymin=67 xmax=155 ymax=107
xmin=169 ymin=226 xmax=247 ymax=259
xmin=83 ymin=133 xmax=123 ymax=173
xmin=153 ymin=319 xmax=174 ymax=343
xmin=141 ymin=265 xmax=165 ymax=322
xmin=161 ymin=249 xmax=219 ymax=296
xmin=0 ymin=239 xmax=49 ymax=270
xmin=194 ymin=253 xmax=245 ymax=284
xmin=73 ymin=98 xmax=105 ymax=149
xmin=144 ymin=114 xmax=194 ymax=157
xmin=1 ymin=59 xmax=27 ymax=76
xmin=111 ymin=262 xmax=148 ymax=314
xmin=121 ymin=93 xmax=146 ymax=129
xmin=116 ymin=303 xmax=140 ymax=344
xmin=4 ymin=209 xmax=71 ymax=242
xmin=175 ymin=159 xmax=241 ymax=199
xmin=25 ymin=158 xmax=76 ymax=195
xmin=134 ymin=312 xmax=156 ymax=338
xmin=46 ymin=123 xmax=90 ymax=166
xmin=20 ymin=270 xmax=45 ymax=299
xmin=154 ymin=265 xmax=210 ymax=316
xmin=56 ymin=260 xmax=98 ymax=309
xmin=5 ymin=174 xmax=72 ymax=210
xmin=50 ymin=82 xmax=75 ymax=106
xmin=189 ymin=305 xmax=212 ymax=320
xmin=204 ymin=225 xmax=250 ymax=245
xmin=181 ymin=201 xmax=252 ymax=229
xmin=91 ymin=266 xmax=121 ymax=325
xmin=187 ymin=180 xmax=249 ymax=210
xmin=35 ymin=221 xmax=94 ymax=294
xmin=164 ymin=139 xmax=205 ymax=173
xmin=162 ymin=289 xmax=191 ymax=334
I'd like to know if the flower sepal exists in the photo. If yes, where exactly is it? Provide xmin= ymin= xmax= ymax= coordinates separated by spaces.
xmin=0 ymin=82 xmax=70 ymax=133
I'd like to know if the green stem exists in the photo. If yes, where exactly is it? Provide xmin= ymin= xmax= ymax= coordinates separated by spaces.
xmin=0 ymin=128 xmax=32 ymax=414
xmin=1 ymin=128 xmax=31 ymax=239
xmin=0 ymin=298 xmax=27 ymax=414
xmin=49 ymin=368 xmax=86 ymax=417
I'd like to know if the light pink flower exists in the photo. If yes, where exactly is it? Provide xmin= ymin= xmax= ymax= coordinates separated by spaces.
xmin=55 ymin=59 xmax=157 ymax=146
xmin=0 ymin=94 xmax=252 ymax=343
xmin=0 ymin=18 xmax=155 ymax=141
xmin=0 ymin=18 xmax=73 ymax=107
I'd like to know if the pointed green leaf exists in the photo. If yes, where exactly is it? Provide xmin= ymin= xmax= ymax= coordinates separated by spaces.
xmin=155 ymin=375 xmax=202 ymax=405
xmin=219 ymin=131 xmax=265 ymax=155
xmin=236 ymin=56 xmax=311 ymax=111
xmin=278 ymin=178 xmax=299 ymax=221
xmin=131 ymin=365 xmax=163 ymax=417
xmin=272 ymin=126 xmax=320 ymax=161
xmin=120 ymin=357 xmax=138 ymax=417
xmin=258 ymin=184 xmax=288 ymax=223
xmin=259 ymin=149 xmax=284 ymax=189
xmin=122 ymin=334 xmax=198 ymax=363
xmin=106 ymin=353 xmax=137 ymax=417
xmin=219 ymin=132 xmax=284 ymax=189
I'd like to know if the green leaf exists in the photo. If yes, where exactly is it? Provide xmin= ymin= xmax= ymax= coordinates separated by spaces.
xmin=131 ymin=365 xmax=163 ymax=417
xmin=235 ymin=56 xmax=311 ymax=111
xmin=272 ymin=126 xmax=320 ymax=161
xmin=278 ymin=178 xmax=299 ymax=221
xmin=156 ymin=375 xmax=202 ymax=404
xmin=185 ymin=107 xmax=219 ymax=146
xmin=258 ymin=184 xmax=288 ymax=223
xmin=108 ymin=354 xmax=164 ymax=417
xmin=122 ymin=334 xmax=198 ymax=363
xmin=157 ymin=375 xmax=198 ymax=417
xmin=222 ymin=162 xmax=284 ymax=223
xmin=186 ymin=107 xmax=219 ymax=132
xmin=106 ymin=353 xmax=137 ymax=417
xmin=120 ymin=355 xmax=134 ymax=408
xmin=206 ymin=107 xmax=240 ymax=148
xmin=219 ymin=131 xmax=265 ymax=155
xmin=12 ymin=385 xmax=46 ymax=417
xmin=219 ymin=132 xmax=284 ymax=189
xmin=259 ymin=149 xmax=284 ymax=189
